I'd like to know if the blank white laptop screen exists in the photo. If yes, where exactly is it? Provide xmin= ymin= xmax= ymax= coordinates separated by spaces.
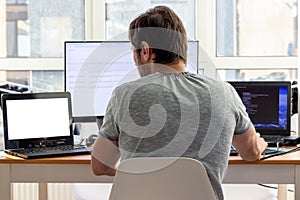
xmin=6 ymin=98 xmax=70 ymax=140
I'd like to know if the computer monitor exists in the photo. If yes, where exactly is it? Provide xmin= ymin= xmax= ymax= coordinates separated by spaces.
xmin=64 ymin=41 xmax=199 ymax=122
xmin=228 ymin=81 xmax=291 ymax=136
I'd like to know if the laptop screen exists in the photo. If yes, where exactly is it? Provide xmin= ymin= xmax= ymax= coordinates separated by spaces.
xmin=2 ymin=92 xmax=73 ymax=149
xmin=6 ymin=98 xmax=70 ymax=140
xmin=228 ymin=81 xmax=291 ymax=136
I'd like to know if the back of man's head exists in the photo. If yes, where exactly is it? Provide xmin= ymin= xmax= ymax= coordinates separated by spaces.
xmin=128 ymin=6 xmax=187 ymax=65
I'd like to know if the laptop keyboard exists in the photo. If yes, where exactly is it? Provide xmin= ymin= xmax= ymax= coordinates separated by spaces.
xmin=10 ymin=145 xmax=90 ymax=155
xmin=262 ymin=136 xmax=286 ymax=147
xmin=263 ymin=136 xmax=284 ymax=143
xmin=230 ymin=147 xmax=280 ymax=156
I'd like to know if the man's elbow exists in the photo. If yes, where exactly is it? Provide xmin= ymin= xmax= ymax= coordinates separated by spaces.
xmin=92 ymin=167 xmax=105 ymax=176
xmin=92 ymin=165 xmax=116 ymax=176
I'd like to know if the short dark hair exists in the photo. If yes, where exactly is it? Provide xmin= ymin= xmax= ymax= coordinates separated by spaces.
xmin=128 ymin=6 xmax=187 ymax=64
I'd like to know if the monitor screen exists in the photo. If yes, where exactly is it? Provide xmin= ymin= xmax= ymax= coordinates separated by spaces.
xmin=228 ymin=81 xmax=291 ymax=135
xmin=65 ymin=41 xmax=199 ymax=122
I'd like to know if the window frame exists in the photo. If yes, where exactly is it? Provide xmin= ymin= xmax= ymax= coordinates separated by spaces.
xmin=0 ymin=0 xmax=298 ymax=78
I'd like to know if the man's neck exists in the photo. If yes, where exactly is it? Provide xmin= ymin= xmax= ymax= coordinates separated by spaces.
xmin=151 ymin=60 xmax=186 ymax=73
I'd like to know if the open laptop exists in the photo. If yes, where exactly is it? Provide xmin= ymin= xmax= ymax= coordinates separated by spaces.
xmin=228 ymin=81 xmax=291 ymax=147
xmin=1 ymin=92 xmax=90 ymax=159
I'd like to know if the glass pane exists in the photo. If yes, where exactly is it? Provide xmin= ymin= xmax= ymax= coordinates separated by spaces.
xmin=0 ymin=70 xmax=63 ymax=92
xmin=3 ymin=0 xmax=85 ymax=58
xmin=217 ymin=69 xmax=297 ymax=81
xmin=32 ymin=70 xmax=64 ymax=92
xmin=217 ymin=0 xmax=298 ymax=56
xmin=7 ymin=71 xmax=29 ymax=85
xmin=198 ymin=69 xmax=204 ymax=75
xmin=106 ymin=0 xmax=195 ymax=40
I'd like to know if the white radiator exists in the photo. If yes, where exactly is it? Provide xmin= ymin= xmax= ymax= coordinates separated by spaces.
xmin=12 ymin=183 xmax=38 ymax=200
xmin=12 ymin=183 xmax=76 ymax=200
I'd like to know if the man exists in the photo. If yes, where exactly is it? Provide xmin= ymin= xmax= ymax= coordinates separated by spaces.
xmin=91 ymin=6 xmax=267 ymax=200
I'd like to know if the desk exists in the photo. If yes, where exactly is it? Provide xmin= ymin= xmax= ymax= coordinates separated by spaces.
xmin=0 ymin=154 xmax=113 ymax=200
xmin=0 ymin=152 xmax=300 ymax=200
xmin=225 ymin=151 xmax=300 ymax=200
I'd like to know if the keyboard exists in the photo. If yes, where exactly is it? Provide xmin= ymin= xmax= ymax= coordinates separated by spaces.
xmin=230 ymin=146 xmax=280 ymax=156
xmin=5 ymin=145 xmax=91 ymax=159
xmin=263 ymin=136 xmax=285 ymax=145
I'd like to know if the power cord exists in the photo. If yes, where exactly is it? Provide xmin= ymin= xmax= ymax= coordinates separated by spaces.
xmin=257 ymin=184 xmax=294 ymax=192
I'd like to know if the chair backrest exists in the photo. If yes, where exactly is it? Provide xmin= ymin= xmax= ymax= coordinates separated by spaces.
xmin=109 ymin=157 xmax=216 ymax=200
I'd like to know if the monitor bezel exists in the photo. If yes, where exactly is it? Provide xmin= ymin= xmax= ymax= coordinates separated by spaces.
xmin=2 ymin=92 xmax=74 ymax=149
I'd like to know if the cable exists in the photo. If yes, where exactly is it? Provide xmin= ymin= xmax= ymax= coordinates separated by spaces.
xmin=257 ymin=184 xmax=294 ymax=192
xmin=257 ymin=184 xmax=277 ymax=190
xmin=260 ymin=146 xmax=300 ymax=160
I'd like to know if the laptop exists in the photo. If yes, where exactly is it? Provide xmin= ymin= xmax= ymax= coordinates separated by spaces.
xmin=1 ymin=92 xmax=90 ymax=159
xmin=228 ymin=81 xmax=291 ymax=147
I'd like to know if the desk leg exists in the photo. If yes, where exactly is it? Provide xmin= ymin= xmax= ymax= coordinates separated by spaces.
xmin=39 ymin=183 xmax=48 ymax=200
xmin=0 ymin=164 xmax=11 ymax=200
xmin=296 ymin=165 xmax=300 ymax=200
xmin=277 ymin=184 xmax=287 ymax=200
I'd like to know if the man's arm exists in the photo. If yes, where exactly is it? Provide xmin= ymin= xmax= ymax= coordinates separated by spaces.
xmin=232 ymin=124 xmax=268 ymax=161
xmin=91 ymin=136 xmax=120 ymax=176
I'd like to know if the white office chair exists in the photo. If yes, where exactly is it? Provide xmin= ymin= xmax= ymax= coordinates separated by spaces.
xmin=109 ymin=157 xmax=216 ymax=200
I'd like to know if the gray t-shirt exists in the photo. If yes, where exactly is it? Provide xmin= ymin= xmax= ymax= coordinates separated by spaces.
xmin=99 ymin=72 xmax=250 ymax=200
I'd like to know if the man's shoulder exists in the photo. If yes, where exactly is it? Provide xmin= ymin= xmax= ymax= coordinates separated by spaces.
xmin=194 ymin=74 xmax=232 ymax=89
xmin=115 ymin=72 xmax=232 ymax=93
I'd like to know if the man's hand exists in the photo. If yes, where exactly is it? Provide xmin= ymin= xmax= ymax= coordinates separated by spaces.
xmin=232 ymin=124 xmax=268 ymax=161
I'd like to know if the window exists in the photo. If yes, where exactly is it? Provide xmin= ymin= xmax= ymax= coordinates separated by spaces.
xmin=217 ymin=0 xmax=298 ymax=57
xmin=217 ymin=69 xmax=297 ymax=81
xmin=105 ymin=0 xmax=196 ymax=40
xmin=0 ymin=0 xmax=298 ymax=92
xmin=3 ymin=0 xmax=85 ymax=58
xmin=0 ymin=0 xmax=85 ymax=93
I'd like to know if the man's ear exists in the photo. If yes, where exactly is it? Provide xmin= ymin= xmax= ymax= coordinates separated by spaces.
xmin=139 ymin=41 xmax=152 ymax=62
